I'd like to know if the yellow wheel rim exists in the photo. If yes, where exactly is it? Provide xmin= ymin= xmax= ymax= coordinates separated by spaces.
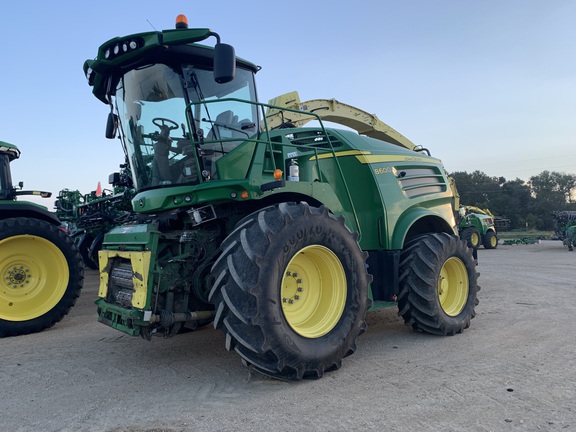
xmin=281 ymin=245 xmax=346 ymax=338
xmin=437 ymin=257 xmax=469 ymax=316
xmin=471 ymin=232 xmax=479 ymax=247
xmin=490 ymin=235 xmax=497 ymax=247
xmin=0 ymin=235 xmax=69 ymax=321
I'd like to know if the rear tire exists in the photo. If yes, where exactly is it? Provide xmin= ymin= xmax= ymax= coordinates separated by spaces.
xmin=483 ymin=231 xmax=498 ymax=249
xmin=461 ymin=227 xmax=480 ymax=249
xmin=398 ymin=233 xmax=479 ymax=335
xmin=0 ymin=218 xmax=84 ymax=337
xmin=208 ymin=202 xmax=371 ymax=380
xmin=76 ymin=232 xmax=99 ymax=270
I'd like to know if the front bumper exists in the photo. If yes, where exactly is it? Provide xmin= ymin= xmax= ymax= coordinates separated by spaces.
xmin=97 ymin=250 xmax=153 ymax=336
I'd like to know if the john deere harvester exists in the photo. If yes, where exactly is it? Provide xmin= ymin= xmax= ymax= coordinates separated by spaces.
xmin=457 ymin=205 xmax=498 ymax=250
xmin=0 ymin=141 xmax=84 ymax=337
xmin=84 ymin=15 xmax=479 ymax=380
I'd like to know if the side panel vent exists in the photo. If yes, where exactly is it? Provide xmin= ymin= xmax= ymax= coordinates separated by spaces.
xmin=396 ymin=167 xmax=446 ymax=198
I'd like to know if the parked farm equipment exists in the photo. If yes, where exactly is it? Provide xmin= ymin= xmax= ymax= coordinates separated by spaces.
xmin=55 ymin=164 xmax=135 ymax=269
xmin=552 ymin=211 xmax=576 ymax=251
xmin=0 ymin=141 xmax=84 ymax=337
xmin=457 ymin=205 xmax=498 ymax=250
xmin=83 ymin=14 xmax=479 ymax=380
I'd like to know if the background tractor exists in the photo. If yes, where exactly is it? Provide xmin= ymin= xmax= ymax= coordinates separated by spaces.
xmin=84 ymin=15 xmax=479 ymax=380
xmin=0 ymin=141 xmax=84 ymax=337
xmin=55 ymin=163 xmax=135 ymax=269
xmin=552 ymin=211 xmax=576 ymax=251
xmin=457 ymin=205 xmax=498 ymax=250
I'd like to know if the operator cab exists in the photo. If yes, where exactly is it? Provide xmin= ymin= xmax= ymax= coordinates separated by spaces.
xmin=94 ymin=16 xmax=260 ymax=192
xmin=0 ymin=142 xmax=19 ymax=200
xmin=115 ymin=61 xmax=258 ymax=191
xmin=0 ymin=152 xmax=13 ymax=200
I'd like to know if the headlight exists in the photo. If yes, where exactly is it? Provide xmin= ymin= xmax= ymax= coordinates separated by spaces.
xmin=101 ymin=38 xmax=142 ymax=61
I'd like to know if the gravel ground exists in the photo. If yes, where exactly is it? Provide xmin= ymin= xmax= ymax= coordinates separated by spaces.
xmin=1 ymin=240 xmax=575 ymax=432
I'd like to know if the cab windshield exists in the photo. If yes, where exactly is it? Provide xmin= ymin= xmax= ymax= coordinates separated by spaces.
xmin=116 ymin=63 xmax=258 ymax=190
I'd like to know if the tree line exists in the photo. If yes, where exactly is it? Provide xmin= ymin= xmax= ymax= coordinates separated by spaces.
xmin=449 ymin=170 xmax=576 ymax=231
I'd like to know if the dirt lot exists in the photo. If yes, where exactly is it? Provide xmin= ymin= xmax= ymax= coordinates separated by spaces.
xmin=1 ymin=240 xmax=575 ymax=432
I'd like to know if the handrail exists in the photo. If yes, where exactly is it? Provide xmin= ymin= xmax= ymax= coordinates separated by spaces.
xmin=184 ymin=97 xmax=362 ymax=236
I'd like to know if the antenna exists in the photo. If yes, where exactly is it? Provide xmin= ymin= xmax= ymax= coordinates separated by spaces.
xmin=146 ymin=19 xmax=158 ymax=31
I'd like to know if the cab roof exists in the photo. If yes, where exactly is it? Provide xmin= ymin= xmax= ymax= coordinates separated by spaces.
xmin=0 ymin=141 xmax=21 ymax=161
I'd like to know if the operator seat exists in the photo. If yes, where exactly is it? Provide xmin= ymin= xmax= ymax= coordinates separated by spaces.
xmin=236 ymin=119 xmax=257 ymax=137
xmin=203 ymin=110 xmax=248 ymax=180
xmin=204 ymin=110 xmax=235 ymax=170
xmin=206 ymin=110 xmax=238 ymax=142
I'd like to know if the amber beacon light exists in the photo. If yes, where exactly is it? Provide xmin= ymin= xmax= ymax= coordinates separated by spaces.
xmin=175 ymin=14 xmax=189 ymax=29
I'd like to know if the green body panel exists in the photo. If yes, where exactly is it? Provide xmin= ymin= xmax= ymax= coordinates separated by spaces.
xmin=216 ymin=140 xmax=257 ymax=179
xmin=0 ymin=200 xmax=49 ymax=212
xmin=132 ymin=181 xmax=251 ymax=212
xmin=102 ymin=223 xmax=159 ymax=250
xmin=324 ymin=130 xmax=455 ymax=250
xmin=392 ymin=203 xmax=455 ymax=247
xmin=95 ymin=298 xmax=146 ymax=336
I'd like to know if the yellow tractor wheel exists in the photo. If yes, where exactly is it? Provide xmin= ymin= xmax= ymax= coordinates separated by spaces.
xmin=0 ymin=218 xmax=84 ymax=337
xmin=281 ymin=245 xmax=347 ymax=338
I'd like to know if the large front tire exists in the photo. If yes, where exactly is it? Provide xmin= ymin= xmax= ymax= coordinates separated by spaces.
xmin=398 ymin=233 xmax=479 ymax=335
xmin=461 ymin=227 xmax=480 ymax=250
xmin=483 ymin=231 xmax=498 ymax=249
xmin=208 ymin=203 xmax=371 ymax=380
xmin=76 ymin=232 xmax=99 ymax=270
xmin=0 ymin=218 xmax=84 ymax=337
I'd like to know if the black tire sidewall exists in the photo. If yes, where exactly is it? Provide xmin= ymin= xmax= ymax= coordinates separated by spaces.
xmin=462 ymin=227 xmax=480 ymax=249
xmin=433 ymin=237 xmax=478 ymax=328
xmin=484 ymin=231 xmax=497 ymax=249
xmin=76 ymin=232 xmax=99 ymax=270
xmin=400 ymin=233 xmax=478 ymax=334
xmin=253 ymin=206 xmax=368 ymax=364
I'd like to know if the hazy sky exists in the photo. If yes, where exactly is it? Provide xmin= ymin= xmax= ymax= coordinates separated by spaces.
xmin=1 ymin=1 xmax=575 ymax=208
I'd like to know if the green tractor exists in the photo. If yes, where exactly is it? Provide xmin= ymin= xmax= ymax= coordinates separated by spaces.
xmin=84 ymin=15 xmax=479 ymax=380
xmin=0 ymin=141 xmax=84 ymax=337
xmin=457 ymin=205 xmax=498 ymax=250
xmin=552 ymin=211 xmax=576 ymax=251
xmin=55 ymin=163 xmax=135 ymax=269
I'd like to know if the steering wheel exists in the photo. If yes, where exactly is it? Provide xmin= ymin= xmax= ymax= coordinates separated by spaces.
xmin=152 ymin=117 xmax=179 ymax=131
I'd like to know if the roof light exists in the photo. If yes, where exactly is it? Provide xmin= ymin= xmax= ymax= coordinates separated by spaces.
xmin=86 ymin=67 xmax=93 ymax=83
xmin=175 ymin=14 xmax=188 ymax=29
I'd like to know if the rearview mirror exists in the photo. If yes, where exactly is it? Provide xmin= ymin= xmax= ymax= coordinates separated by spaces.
xmin=214 ymin=43 xmax=235 ymax=84
xmin=106 ymin=112 xmax=118 ymax=139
